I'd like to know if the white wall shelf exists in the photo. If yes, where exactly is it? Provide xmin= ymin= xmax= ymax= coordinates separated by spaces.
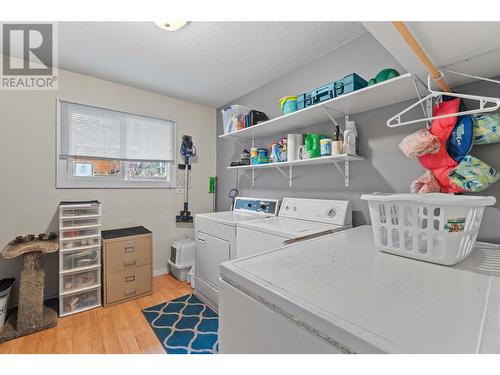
xmin=221 ymin=74 xmax=419 ymax=188
xmin=229 ymin=154 xmax=364 ymax=187
xmin=219 ymin=73 xmax=418 ymax=140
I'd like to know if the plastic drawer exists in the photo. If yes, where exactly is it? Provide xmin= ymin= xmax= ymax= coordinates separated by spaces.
xmin=60 ymin=216 xmax=100 ymax=230
xmin=59 ymin=205 xmax=100 ymax=218
xmin=60 ymin=287 xmax=101 ymax=316
xmin=61 ymin=267 xmax=101 ymax=293
xmin=61 ymin=247 xmax=101 ymax=271
xmin=61 ymin=237 xmax=100 ymax=251
xmin=60 ymin=227 xmax=100 ymax=240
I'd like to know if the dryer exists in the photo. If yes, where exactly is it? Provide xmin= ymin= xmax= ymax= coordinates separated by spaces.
xmin=194 ymin=197 xmax=279 ymax=309
xmin=237 ymin=197 xmax=352 ymax=258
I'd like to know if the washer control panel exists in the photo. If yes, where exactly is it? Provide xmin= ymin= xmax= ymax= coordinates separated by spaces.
xmin=279 ymin=198 xmax=352 ymax=225
xmin=233 ymin=197 xmax=280 ymax=216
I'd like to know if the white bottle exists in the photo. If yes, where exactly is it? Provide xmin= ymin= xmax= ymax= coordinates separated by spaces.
xmin=343 ymin=120 xmax=358 ymax=155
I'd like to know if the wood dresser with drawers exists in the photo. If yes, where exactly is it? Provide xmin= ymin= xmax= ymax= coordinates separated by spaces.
xmin=101 ymin=226 xmax=152 ymax=307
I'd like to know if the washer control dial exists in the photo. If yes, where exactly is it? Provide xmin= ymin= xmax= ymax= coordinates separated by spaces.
xmin=326 ymin=208 xmax=337 ymax=218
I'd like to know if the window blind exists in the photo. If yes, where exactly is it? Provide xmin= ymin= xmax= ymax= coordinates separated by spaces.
xmin=59 ymin=100 xmax=175 ymax=162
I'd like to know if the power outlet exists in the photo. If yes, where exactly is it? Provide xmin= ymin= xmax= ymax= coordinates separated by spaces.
xmin=176 ymin=169 xmax=192 ymax=194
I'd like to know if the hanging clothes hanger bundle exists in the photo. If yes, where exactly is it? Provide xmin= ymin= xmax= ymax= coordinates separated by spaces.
xmin=387 ymin=71 xmax=500 ymax=128
xmin=394 ymin=69 xmax=500 ymax=194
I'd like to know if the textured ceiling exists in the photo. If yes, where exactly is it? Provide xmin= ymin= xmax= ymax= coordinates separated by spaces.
xmin=54 ymin=22 xmax=366 ymax=107
xmin=363 ymin=22 xmax=500 ymax=88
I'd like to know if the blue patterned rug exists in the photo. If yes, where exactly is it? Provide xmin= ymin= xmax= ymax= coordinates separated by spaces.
xmin=142 ymin=294 xmax=219 ymax=354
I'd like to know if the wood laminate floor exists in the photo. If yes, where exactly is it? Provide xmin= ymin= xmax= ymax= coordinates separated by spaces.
xmin=0 ymin=274 xmax=193 ymax=354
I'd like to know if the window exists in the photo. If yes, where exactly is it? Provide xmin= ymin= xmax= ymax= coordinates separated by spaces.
xmin=57 ymin=99 xmax=176 ymax=188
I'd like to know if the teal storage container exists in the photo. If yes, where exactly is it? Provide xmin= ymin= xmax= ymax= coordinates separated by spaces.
xmin=334 ymin=73 xmax=368 ymax=97
xmin=297 ymin=92 xmax=312 ymax=110
xmin=310 ymin=82 xmax=336 ymax=105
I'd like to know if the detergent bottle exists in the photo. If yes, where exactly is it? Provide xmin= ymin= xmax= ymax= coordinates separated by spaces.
xmin=343 ymin=120 xmax=358 ymax=155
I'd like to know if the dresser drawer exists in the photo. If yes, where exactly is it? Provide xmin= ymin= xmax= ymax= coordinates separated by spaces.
xmin=105 ymin=236 xmax=151 ymax=273
xmin=106 ymin=264 xmax=152 ymax=304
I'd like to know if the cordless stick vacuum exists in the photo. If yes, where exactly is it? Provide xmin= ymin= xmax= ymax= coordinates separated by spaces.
xmin=176 ymin=135 xmax=196 ymax=223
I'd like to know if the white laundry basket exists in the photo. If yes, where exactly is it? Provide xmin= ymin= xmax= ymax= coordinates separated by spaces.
xmin=361 ymin=193 xmax=496 ymax=265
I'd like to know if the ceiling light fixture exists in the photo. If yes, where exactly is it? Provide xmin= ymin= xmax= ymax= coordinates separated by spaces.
xmin=153 ymin=21 xmax=189 ymax=31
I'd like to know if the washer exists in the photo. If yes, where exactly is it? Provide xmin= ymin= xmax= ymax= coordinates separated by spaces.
xmin=236 ymin=197 xmax=352 ymax=258
xmin=194 ymin=197 xmax=279 ymax=309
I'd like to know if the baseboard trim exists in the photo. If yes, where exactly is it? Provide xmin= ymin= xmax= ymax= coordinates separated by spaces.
xmin=153 ymin=268 xmax=170 ymax=277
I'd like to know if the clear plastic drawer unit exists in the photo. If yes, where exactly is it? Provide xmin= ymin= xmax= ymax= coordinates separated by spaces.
xmin=58 ymin=201 xmax=102 ymax=316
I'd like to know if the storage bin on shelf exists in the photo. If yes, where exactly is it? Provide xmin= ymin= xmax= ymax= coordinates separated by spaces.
xmin=297 ymin=92 xmax=312 ymax=110
xmin=361 ymin=193 xmax=496 ymax=265
xmin=334 ymin=73 xmax=368 ymax=97
xmin=296 ymin=73 xmax=367 ymax=111
xmin=310 ymin=82 xmax=336 ymax=105
xmin=221 ymin=105 xmax=250 ymax=134
xmin=279 ymin=96 xmax=298 ymax=114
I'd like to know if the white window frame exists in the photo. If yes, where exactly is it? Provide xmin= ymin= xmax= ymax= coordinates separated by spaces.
xmin=56 ymin=98 xmax=177 ymax=189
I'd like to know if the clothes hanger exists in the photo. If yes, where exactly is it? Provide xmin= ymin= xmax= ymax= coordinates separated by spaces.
xmin=387 ymin=72 xmax=500 ymax=128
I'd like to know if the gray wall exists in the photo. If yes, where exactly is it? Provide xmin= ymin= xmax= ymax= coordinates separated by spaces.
xmin=0 ymin=66 xmax=216 ymax=303
xmin=216 ymin=34 xmax=500 ymax=243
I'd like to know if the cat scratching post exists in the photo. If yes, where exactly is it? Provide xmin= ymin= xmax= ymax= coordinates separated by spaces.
xmin=0 ymin=239 xmax=59 ymax=343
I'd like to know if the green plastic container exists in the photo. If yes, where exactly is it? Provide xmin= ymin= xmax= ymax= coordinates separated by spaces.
xmin=305 ymin=134 xmax=324 ymax=158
